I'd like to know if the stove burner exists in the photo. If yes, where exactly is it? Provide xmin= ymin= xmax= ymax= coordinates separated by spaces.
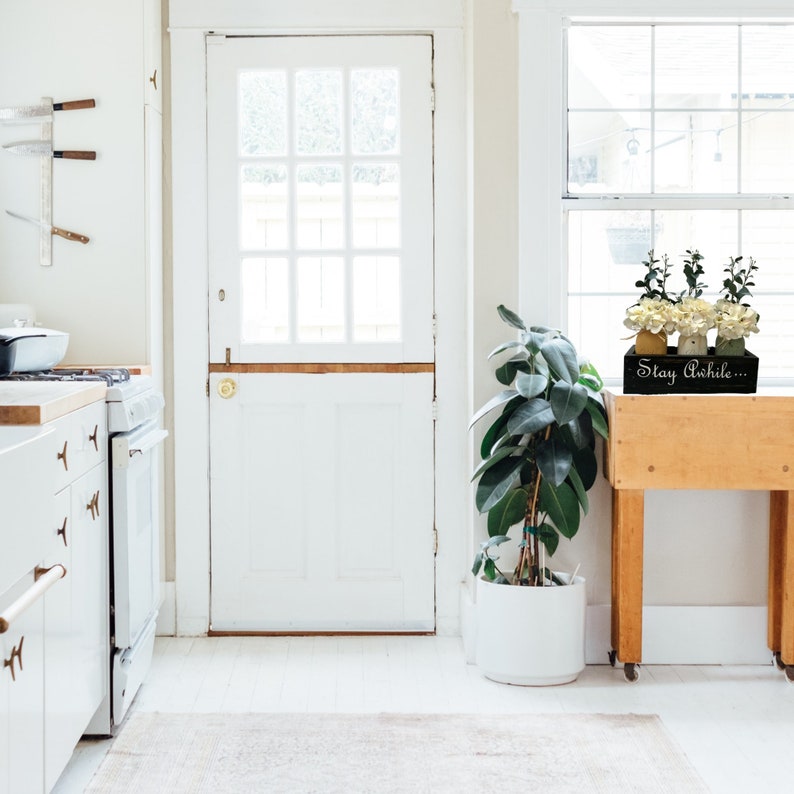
xmin=0 ymin=367 xmax=132 ymax=385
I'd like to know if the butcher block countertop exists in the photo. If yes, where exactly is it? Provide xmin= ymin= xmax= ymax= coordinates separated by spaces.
xmin=0 ymin=381 xmax=106 ymax=425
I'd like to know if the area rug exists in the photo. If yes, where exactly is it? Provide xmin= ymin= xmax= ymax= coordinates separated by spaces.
xmin=86 ymin=711 xmax=706 ymax=793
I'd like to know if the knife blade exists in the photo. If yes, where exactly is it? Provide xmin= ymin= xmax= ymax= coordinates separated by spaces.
xmin=0 ymin=98 xmax=95 ymax=123
xmin=2 ymin=141 xmax=96 ymax=160
xmin=6 ymin=210 xmax=90 ymax=244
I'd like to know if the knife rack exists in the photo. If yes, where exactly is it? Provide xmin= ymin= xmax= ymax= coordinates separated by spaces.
xmin=40 ymin=96 xmax=52 ymax=267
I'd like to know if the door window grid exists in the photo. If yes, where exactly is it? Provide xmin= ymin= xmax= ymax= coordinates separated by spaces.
xmin=564 ymin=22 xmax=794 ymax=381
xmin=238 ymin=66 xmax=403 ymax=345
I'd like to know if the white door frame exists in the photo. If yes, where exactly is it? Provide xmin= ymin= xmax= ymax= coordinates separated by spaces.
xmin=169 ymin=0 xmax=468 ymax=636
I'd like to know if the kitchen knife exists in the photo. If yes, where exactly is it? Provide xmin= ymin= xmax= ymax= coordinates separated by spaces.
xmin=0 ymin=98 xmax=95 ymax=123
xmin=2 ymin=141 xmax=96 ymax=160
xmin=5 ymin=210 xmax=89 ymax=244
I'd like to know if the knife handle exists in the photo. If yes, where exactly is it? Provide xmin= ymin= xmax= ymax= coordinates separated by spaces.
xmin=53 ymin=99 xmax=96 ymax=112
xmin=51 ymin=226 xmax=90 ymax=244
xmin=53 ymin=151 xmax=97 ymax=161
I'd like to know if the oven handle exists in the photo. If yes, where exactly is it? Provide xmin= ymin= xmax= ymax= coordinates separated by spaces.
xmin=112 ymin=428 xmax=168 ymax=469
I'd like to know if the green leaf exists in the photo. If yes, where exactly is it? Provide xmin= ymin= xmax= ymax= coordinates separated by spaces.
xmin=566 ymin=465 xmax=589 ymax=515
xmin=565 ymin=409 xmax=594 ymax=450
xmin=539 ymin=479 xmax=581 ymax=539
xmin=497 ymin=304 xmax=526 ymax=331
xmin=578 ymin=361 xmax=604 ymax=391
xmin=584 ymin=399 xmax=609 ymax=439
xmin=549 ymin=380 xmax=589 ymax=424
xmin=486 ymin=487 xmax=530 ymax=536
xmin=487 ymin=339 xmax=528 ymax=359
xmin=471 ymin=446 xmax=525 ymax=482
xmin=540 ymin=337 xmax=580 ymax=384
xmin=471 ymin=552 xmax=484 ymax=576
xmin=537 ymin=523 xmax=560 ymax=556
xmin=572 ymin=444 xmax=598 ymax=491
xmin=483 ymin=557 xmax=497 ymax=580
xmin=523 ymin=330 xmax=548 ymax=355
xmin=475 ymin=455 xmax=526 ymax=513
xmin=515 ymin=372 xmax=547 ymax=399
xmin=536 ymin=437 xmax=573 ymax=487
xmin=507 ymin=398 xmax=554 ymax=435
xmin=479 ymin=409 xmax=514 ymax=459
xmin=469 ymin=389 xmax=518 ymax=430
xmin=494 ymin=356 xmax=531 ymax=386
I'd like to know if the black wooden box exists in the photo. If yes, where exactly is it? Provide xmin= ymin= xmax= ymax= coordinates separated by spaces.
xmin=623 ymin=346 xmax=759 ymax=394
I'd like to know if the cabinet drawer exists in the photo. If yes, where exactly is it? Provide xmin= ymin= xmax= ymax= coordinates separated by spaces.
xmin=51 ymin=401 xmax=107 ymax=492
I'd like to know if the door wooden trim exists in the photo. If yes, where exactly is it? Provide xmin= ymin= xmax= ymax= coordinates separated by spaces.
xmin=208 ymin=362 xmax=435 ymax=374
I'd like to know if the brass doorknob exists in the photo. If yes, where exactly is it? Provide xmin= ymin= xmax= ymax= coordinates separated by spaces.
xmin=218 ymin=378 xmax=237 ymax=399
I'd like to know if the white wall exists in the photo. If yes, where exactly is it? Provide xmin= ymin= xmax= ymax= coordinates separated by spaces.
xmin=0 ymin=0 xmax=149 ymax=365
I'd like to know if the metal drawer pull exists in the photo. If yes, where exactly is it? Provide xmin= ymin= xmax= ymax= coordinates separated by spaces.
xmin=0 ymin=564 xmax=67 ymax=636
xmin=57 ymin=439 xmax=68 ymax=470
xmin=86 ymin=491 xmax=100 ymax=520
xmin=3 ymin=635 xmax=24 ymax=681
xmin=89 ymin=423 xmax=99 ymax=451
xmin=57 ymin=516 xmax=68 ymax=547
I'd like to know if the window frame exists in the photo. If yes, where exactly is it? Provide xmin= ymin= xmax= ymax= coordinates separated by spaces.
xmin=513 ymin=0 xmax=794 ymax=385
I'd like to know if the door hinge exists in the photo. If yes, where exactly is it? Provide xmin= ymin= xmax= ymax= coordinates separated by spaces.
xmin=432 ymin=397 xmax=438 ymax=421
xmin=433 ymin=527 xmax=439 ymax=555
xmin=430 ymin=85 xmax=436 ymax=112
xmin=225 ymin=347 xmax=231 ymax=366
xmin=206 ymin=378 xmax=210 ymax=397
xmin=432 ymin=313 xmax=438 ymax=339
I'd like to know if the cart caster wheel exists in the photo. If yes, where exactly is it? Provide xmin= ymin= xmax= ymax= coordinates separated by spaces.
xmin=785 ymin=666 xmax=794 ymax=683
xmin=774 ymin=651 xmax=786 ymax=671
xmin=623 ymin=663 xmax=640 ymax=683
xmin=608 ymin=650 xmax=617 ymax=668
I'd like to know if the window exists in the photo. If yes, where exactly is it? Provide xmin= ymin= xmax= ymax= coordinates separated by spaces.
xmin=565 ymin=22 xmax=794 ymax=381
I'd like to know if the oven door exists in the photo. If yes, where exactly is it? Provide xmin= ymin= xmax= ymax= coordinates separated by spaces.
xmin=111 ymin=419 xmax=168 ymax=649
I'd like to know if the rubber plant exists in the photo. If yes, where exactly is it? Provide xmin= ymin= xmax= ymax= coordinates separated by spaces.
xmin=470 ymin=305 xmax=608 ymax=586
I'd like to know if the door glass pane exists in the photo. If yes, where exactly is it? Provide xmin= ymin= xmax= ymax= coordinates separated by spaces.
xmin=296 ymin=165 xmax=343 ymax=249
xmin=351 ymin=69 xmax=399 ymax=154
xmin=353 ymin=256 xmax=401 ymax=341
xmin=241 ymin=257 xmax=289 ymax=342
xmin=296 ymin=70 xmax=343 ymax=155
xmin=297 ymin=256 xmax=345 ymax=341
xmin=241 ymin=166 xmax=288 ymax=250
xmin=352 ymin=164 xmax=400 ymax=248
xmin=239 ymin=71 xmax=287 ymax=156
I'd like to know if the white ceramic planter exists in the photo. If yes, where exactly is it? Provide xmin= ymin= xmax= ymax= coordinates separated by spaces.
xmin=475 ymin=574 xmax=586 ymax=686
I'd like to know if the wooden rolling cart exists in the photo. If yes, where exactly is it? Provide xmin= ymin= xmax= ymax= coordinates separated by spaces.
xmin=603 ymin=389 xmax=794 ymax=682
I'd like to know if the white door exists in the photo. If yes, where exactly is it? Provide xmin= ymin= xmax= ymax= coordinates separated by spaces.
xmin=206 ymin=35 xmax=436 ymax=631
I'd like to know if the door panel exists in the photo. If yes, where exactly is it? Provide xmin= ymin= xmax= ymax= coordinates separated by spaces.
xmin=209 ymin=372 xmax=435 ymax=631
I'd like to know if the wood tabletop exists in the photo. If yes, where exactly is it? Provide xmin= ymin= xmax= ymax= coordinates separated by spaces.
xmin=0 ymin=382 xmax=106 ymax=425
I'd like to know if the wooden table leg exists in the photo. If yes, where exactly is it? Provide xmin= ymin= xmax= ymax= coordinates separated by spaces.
xmin=769 ymin=490 xmax=794 ymax=667
xmin=611 ymin=489 xmax=644 ymax=665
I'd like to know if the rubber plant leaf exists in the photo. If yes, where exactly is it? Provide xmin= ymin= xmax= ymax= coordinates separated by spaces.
xmin=565 ymin=408 xmax=594 ymax=450
xmin=539 ymin=478 xmax=581 ymax=539
xmin=506 ymin=398 xmax=555 ymax=436
xmin=572 ymin=444 xmax=598 ymax=491
xmin=584 ymin=398 xmax=609 ymax=439
xmin=566 ymin=464 xmax=589 ymax=515
xmin=549 ymin=380 xmax=589 ymax=425
xmin=471 ymin=445 xmax=525 ymax=482
xmin=515 ymin=372 xmax=547 ymax=399
xmin=487 ymin=339 xmax=528 ymax=359
xmin=486 ymin=487 xmax=530 ymax=537
xmin=536 ymin=437 xmax=573 ymax=487
xmin=497 ymin=304 xmax=526 ymax=330
xmin=475 ymin=455 xmax=526 ymax=513
xmin=537 ymin=522 xmax=560 ymax=556
xmin=469 ymin=389 xmax=518 ymax=429
xmin=480 ymin=411 xmax=513 ymax=459
xmin=495 ymin=356 xmax=531 ymax=386
xmin=541 ymin=337 xmax=580 ymax=384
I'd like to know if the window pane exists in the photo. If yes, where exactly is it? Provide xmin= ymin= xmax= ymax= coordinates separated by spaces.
xmin=567 ymin=27 xmax=651 ymax=109
xmin=741 ymin=111 xmax=794 ymax=192
xmin=297 ymin=257 xmax=345 ymax=341
xmin=351 ymin=69 xmax=399 ymax=154
xmin=296 ymin=165 xmax=344 ymax=249
xmin=743 ymin=27 xmax=794 ymax=108
xmin=241 ymin=166 xmax=288 ymax=250
xmin=655 ymin=27 xmax=738 ymax=108
xmin=568 ymin=112 xmax=651 ymax=193
xmin=295 ymin=70 xmax=342 ymax=155
xmin=241 ymin=257 xmax=289 ymax=342
xmin=352 ymin=164 xmax=400 ymax=247
xmin=353 ymin=256 xmax=401 ymax=341
xmin=239 ymin=71 xmax=287 ymax=156
xmin=654 ymin=111 xmax=738 ymax=193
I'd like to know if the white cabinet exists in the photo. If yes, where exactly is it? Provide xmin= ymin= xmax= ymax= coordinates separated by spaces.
xmin=42 ymin=400 xmax=108 ymax=791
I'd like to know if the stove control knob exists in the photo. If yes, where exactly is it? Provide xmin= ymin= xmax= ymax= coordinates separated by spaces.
xmin=217 ymin=377 xmax=237 ymax=400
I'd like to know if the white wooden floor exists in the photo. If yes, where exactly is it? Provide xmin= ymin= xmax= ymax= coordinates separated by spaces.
xmin=54 ymin=635 xmax=794 ymax=793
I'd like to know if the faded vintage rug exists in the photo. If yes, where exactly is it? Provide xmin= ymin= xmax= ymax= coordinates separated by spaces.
xmin=86 ymin=711 xmax=706 ymax=793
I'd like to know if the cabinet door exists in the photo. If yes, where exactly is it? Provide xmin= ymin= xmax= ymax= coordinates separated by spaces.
xmin=43 ymin=489 xmax=75 ymax=793
xmin=1 ymin=571 xmax=45 ymax=794
xmin=69 ymin=465 xmax=109 ymax=728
